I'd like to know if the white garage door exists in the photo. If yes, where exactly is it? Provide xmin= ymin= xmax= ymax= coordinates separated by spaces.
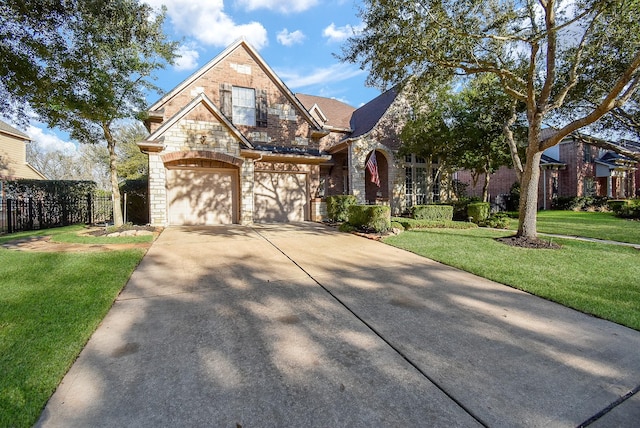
xmin=254 ymin=172 xmax=307 ymax=222
xmin=166 ymin=168 xmax=237 ymax=225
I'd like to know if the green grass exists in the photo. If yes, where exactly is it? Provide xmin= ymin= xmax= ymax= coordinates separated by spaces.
xmin=0 ymin=229 xmax=147 ymax=427
xmin=0 ymin=224 xmax=154 ymax=245
xmin=384 ymin=228 xmax=640 ymax=330
xmin=510 ymin=211 xmax=640 ymax=244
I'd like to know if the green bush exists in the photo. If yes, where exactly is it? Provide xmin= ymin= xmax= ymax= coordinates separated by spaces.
xmin=481 ymin=212 xmax=510 ymax=229
xmin=451 ymin=197 xmax=481 ymax=221
xmin=613 ymin=199 xmax=640 ymax=219
xmin=410 ymin=204 xmax=454 ymax=221
xmin=467 ymin=202 xmax=490 ymax=224
xmin=390 ymin=221 xmax=405 ymax=231
xmin=608 ymin=199 xmax=629 ymax=213
xmin=326 ymin=195 xmax=357 ymax=222
xmin=553 ymin=196 xmax=609 ymax=211
xmin=347 ymin=205 xmax=391 ymax=233
xmin=338 ymin=222 xmax=356 ymax=233
xmin=391 ymin=217 xmax=478 ymax=230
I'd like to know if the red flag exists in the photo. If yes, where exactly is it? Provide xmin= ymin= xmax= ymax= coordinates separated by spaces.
xmin=366 ymin=151 xmax=380 ymax=187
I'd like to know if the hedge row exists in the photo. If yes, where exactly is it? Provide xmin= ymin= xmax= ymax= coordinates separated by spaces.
xmin=391 ymin=217 xmax=478 ymax=230
xmin=409 ymin=204 xmax=453 ymax=221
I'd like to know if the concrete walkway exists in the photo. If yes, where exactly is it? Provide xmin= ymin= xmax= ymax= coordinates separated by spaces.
xmin=36 ymin=223 xmax=640 ymax=427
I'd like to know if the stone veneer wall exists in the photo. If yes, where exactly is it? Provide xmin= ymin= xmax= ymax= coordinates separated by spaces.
xmin=348 ymin=140 xmax=404 ymax=215
xmin=148 ymin=117 xmax=251 ymax=225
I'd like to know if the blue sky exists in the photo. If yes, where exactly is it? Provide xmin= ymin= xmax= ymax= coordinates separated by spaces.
xmin=26 ymin=0 xmax=381 ymax=153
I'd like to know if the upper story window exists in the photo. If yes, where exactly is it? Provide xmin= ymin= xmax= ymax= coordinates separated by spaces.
xmin=583 ymin=144 xmax=593 ymax=163
xmin=220 ymin=83 xmax=268 ymax=127
xmin=232 ymin=87 xmax=256 ymax=126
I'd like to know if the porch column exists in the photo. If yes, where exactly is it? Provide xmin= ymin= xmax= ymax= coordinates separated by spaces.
xmin=607 ymin=176 xmax=613 ymax=198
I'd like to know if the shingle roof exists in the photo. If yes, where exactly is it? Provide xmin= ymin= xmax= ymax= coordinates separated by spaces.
xmin=349 ymin=87 xmax=399 ymax=139
xmin=0 ymin=119 xmax=30 ymax=140
xmin=295 ymin=94 xmax=355 ymax=130
xmin=541 ymin=153 xmax=564 ymax=165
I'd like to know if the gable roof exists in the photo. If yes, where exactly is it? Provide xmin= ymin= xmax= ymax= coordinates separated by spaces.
xmin=348 ymin=87 xmax=399 ymax=139
xmin=0 ymin=119 xmax=30 ymax=141
xmin=143 ymin=93 xmax=253 ymax=149
xmin=295 ymin=94 xmax=355 ymax=131
xmin=148 ymin=39 xmax=323 ymax=132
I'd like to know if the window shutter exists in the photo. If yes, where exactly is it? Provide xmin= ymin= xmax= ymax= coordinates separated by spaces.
xmin=256 ymin=89 xmax=268 ymax=127
xmin=220 ymin=83 xmax=232 ymax=119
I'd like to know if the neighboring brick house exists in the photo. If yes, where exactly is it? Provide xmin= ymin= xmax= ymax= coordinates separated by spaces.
xmin=140 ymin=39 xmax=416 ymax=225
xmin=457 ymin=129 xmax=639 ymax=209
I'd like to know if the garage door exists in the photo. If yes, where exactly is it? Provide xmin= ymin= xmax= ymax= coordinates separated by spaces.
xmin=166 ymin=168 xmax=237 ymax=225
xmin=254 ymin=172 xmax=307 ymax=222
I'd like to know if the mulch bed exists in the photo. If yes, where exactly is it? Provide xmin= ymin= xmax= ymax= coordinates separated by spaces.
xmin=496 ymin=236 xmax=562 ymax=249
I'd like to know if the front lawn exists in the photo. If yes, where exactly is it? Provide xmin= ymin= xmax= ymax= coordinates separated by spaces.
xmin=0 ymin=224 xmax=155 ymax=245
xmin=384 ymin=228 xmax=640 ymax=331
xmin=514 ymin=211 xmax=640 ymax=244
xmin=0 ymin=227 xmax=147 ymax=427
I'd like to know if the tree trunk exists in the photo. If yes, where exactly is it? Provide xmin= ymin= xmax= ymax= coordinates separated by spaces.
xmin=482 ymin=171 xmax=491 ymax=203
xmin=103 ymin=124 xmax=124 ymax=227
xmin=517 ymin=147 xmax=543 ymax=239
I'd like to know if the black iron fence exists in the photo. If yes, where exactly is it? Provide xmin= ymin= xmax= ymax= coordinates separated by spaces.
xmin=0 ymin=193 xmax=113 ymax=234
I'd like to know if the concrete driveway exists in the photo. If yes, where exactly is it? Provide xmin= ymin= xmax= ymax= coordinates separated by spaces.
xmin=37 ymin=223 xmax=640 ymax=427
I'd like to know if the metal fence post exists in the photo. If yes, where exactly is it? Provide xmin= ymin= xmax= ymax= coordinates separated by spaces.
xmin=87 ymin=193 xmax=93 ymax=225
xmin=7 ymin=199 xmax=13 ymax=234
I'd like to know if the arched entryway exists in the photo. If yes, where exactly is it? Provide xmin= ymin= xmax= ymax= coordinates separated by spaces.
xmin=364 ymin=150 xmax=389 ymax=204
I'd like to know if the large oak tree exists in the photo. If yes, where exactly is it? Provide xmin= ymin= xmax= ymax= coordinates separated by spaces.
xmin=1 ymin=0 xmax=177 ymax=226
xmin=341 ymin=0 xmax=640 ymax=239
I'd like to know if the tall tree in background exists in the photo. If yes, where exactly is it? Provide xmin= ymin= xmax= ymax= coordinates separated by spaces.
xmin=1 ymin=0 xmax=177 ymax=226
xmin=451 ymin=75 xmax=523 ymax=202
xmin=341 ymin=0 xmax=640 ymax=241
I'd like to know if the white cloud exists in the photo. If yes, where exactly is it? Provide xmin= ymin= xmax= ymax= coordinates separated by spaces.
xmin=237 ymin=0 xmax=318 ymax=14
xmin=277 ymin=29 xmax=305 ymax=47
xmin=174 ymin=45 xmax=200 ymax=71
xmin=276 ymin=63 xmax=365 ymax=89
xmin=322 ymin=22 xmax=364 ymax=43
xmin=27 ymin=126 xmax=77 ymax=154
xmin=145 ymin=0 xmax=268 ymax=49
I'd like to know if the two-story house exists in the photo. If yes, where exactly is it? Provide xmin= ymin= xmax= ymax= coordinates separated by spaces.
xmin=140 ymin=39 xmax=414 ymax=225
xmin=457 ymin=129 xmax=639 ymax=209
xmin=0 ymin=119 xmax=45 ymax=182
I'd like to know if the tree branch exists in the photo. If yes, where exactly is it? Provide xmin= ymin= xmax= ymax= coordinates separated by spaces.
xmin=504 ymin=100 xmax=524 ymax=181
xmin=549 ymin=9 xmax=604 ymax=110
xmin=541 ymin=50 xmax=640 ymax=150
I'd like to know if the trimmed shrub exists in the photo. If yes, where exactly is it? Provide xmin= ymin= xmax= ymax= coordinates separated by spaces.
xmin=481 ymin=212 xmax=510 ymax=229
xmin=347 ymin=205 xmax=391 ymax=232
xmin=612 ymin=199 xmax=640 ymax=219
xmin=391 ymin=217 xmax=478 ymax=230
xmin=553 ymin=196 xmax=609 ymax=211
xmin=410 ymin=204 xmax=454 ymax=221
xmin=326 ymin=195 xmax=357 ymax=222
xmin=338 ymin=222 xmax=356 ymax=233
xmin=608 ymin=199 xmax=629 ymax=213
xmin=467 ymin=202 xmax=490 ymax=224
xmin=390 ymin=221 xmax=405 ymax=231
xmin=451 ymin=197 xmax=481 ymax=221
